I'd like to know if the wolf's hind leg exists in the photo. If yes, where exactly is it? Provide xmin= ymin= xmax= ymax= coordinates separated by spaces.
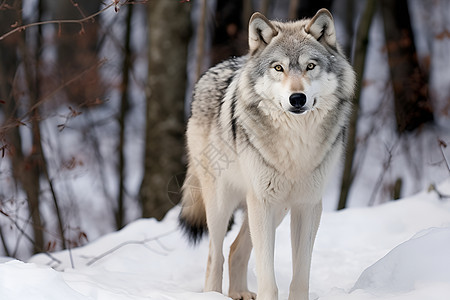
xmin=204 ymin=185 xmax=234 ymax=293
xmin=228 ymin=211 xmax=256 ymax=300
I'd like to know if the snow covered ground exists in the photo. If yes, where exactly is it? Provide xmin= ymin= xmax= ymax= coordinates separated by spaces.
xmin=1 ymin=179 xmax=450 ymax=300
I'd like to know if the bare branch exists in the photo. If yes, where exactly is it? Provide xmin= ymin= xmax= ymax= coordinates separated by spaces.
xmin=0 ymin=1 xmax=122 ymax=41
xmin=368 ymin=142 xmax=399 ymax=206
xmin=438 ymin=139 xmax=450 ymax=173
xmin=0 ymin=58 xmax=107 ymax=135
xmin=0 ymin=208 xmax=62 ymax=265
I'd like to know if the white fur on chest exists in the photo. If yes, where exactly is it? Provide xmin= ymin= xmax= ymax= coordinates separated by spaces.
xmin=255 ymin=108 xmax=326 ymax=178
xmin=229 ymin=115 xmax=328 ymax=206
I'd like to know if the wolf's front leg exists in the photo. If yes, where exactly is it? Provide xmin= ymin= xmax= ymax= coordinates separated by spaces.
xmin=247 ymin=192 xmax=284 ymax=300
xmin=288 ymin=202 xmax=322 ymax=300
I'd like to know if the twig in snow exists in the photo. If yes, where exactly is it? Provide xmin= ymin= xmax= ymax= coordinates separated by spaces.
xmin=428 ymin=184 xmax=450 ymax=200
xmin=85 ymin=229 xmax=177 ymax=266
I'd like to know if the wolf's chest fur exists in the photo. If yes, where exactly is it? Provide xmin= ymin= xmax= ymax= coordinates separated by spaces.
xmin=246 ymin=112 xmax=328 ymax=178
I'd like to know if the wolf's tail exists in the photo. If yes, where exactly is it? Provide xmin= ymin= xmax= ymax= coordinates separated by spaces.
xmin=178 ymin=170 xmax=207 ymax=245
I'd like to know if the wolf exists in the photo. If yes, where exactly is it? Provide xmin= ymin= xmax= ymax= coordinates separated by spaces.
xmin=179 ymin=8 xmax=355 ymax=300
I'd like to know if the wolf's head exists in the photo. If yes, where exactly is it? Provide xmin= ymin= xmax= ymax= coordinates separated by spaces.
xmin=246 ymin=9 xmax=355 ymax=116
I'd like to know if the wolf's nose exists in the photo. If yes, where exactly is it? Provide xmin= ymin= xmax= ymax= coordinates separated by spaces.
xmin=289 ymin=93 xmax=307 ymax=108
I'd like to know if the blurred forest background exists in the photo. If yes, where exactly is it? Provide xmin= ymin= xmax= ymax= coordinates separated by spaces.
xmin=0 ymin=0 xmax=449 ymax=259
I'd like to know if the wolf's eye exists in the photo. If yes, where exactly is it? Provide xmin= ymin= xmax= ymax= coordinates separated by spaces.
xmin=306 ymin=63 xmax=316 ymax=71
xmin=274 ymin=65 xmax=284 ymax=72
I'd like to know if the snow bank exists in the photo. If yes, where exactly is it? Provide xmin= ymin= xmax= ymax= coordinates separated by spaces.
xmin=0 ymin=179 xmax=449 ymax=300
xmin=0 ymin=260 xmax=87 ymax=300
xmin=352 ymin=227 xmax=450 ymax=295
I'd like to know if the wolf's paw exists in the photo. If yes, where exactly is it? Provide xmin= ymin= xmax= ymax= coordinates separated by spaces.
xmin=229 ymin=291 xmax=257 ymax=300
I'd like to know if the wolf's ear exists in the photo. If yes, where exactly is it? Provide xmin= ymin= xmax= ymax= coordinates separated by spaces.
xmin=305 ymin=8 xmax=336 ymax=48
xmin=248 ymin=12 xmax=278 ymax=55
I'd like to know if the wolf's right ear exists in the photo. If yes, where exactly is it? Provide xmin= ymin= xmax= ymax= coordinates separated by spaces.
xmin=248 ymin=12 xmax=278 ymax=55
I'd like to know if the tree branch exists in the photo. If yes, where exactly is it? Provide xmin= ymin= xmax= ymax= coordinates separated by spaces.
xmin=0 ymin=0 xmax=150 ymax=41
xmin=0 ymin=3 xmax=114 ymax=41
xmin=0 ymin=209 xmax=62 ymax=265
xmin=438 ymin=139 xmax=450 ymax=173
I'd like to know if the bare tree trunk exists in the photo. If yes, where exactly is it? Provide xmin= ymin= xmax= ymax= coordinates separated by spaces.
xmin=0 ymin=0 xmax=45 ymax=254
xmin=25 ymin=0 xmax=69 ymax=252
xmin=288 ymin=0 xmax=300 ymax=20
xmin=139 ymin=1 xmax=191 ymax=220
xmin=242 ymin=0 xmax=254 ymax=32
xmin=116 ymin=4 xmax=133 ymax=230
xmin=295 ymin=0 xmax=334 ymax=18
xmin=195 ymin=0 xmax=207 ymax=81
xmin=212 ymin=0 xmax=248 ymax=65
xmin=36 ymin=0 xmax=67 ymax=250
xmin=260 ymin=0 xmax=271 ymax=16
xmin=46 ymin=0 xmax=102 ymax=105
xmin=343 ymin=0 xmax=355 ymax=57
xmin=0 ymin=226 xmax=10 ymax=257
xmin=1 ymin=0 xmax=71 ymax=253
xmin=380 ymin=0 xmax=434 ymax=133
xmin=337 ymin=0 xmax=376 ymax=210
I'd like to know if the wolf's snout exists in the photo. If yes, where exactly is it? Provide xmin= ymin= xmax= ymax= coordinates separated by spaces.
xmin=289 ymin=93 xmax=307 ymax=109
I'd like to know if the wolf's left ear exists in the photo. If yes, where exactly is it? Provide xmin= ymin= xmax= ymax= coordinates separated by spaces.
xmin=305 ymin=8 xmax=336 ymax=48
xmin=248 ymin=12 xmax=278 ymax=55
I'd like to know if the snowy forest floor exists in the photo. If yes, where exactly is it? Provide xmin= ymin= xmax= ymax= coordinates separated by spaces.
xmin=1 ymin=179 xmax=450 ymax=300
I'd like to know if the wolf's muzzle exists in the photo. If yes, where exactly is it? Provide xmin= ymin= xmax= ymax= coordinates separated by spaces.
xmin=289 ymin=93 xmax=307 ymax=114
